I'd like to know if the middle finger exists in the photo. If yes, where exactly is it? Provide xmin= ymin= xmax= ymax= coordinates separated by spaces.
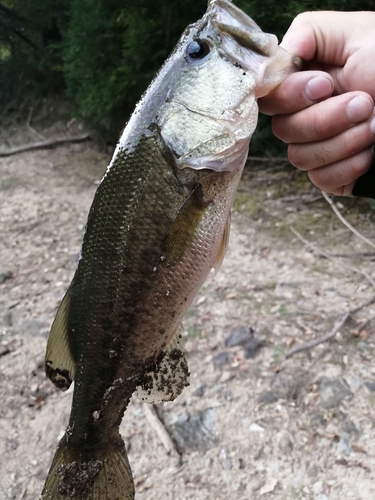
xmin=288 ymin=118 xmax=375 ymax=171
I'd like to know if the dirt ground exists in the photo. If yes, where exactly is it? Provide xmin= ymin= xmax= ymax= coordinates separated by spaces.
xmin=2 ymin=112 xmax=375 ymax=500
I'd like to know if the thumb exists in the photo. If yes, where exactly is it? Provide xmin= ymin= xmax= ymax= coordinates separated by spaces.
xmin=280 ymin=11 xmax=348 ymax=66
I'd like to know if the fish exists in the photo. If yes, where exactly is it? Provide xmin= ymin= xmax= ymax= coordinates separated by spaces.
xmin=40 ymin=1 xmax=300 ymax=498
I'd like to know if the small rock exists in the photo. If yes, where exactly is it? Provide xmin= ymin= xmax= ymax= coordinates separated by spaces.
xmin=173 ymin=456 xmax=183 ymax=468
xmin=312 ymin=481 xmax=323 ymax=495
xmin=170 ymin=409 xmax=217 ymax=453
xmin=0 ymin=270 xmax=13 ymax=284
xmin=220 ymin=449 xmax=232 ymax=470
xmin=224 ymin=326 xmax=263 ymax=359
xmin=274 ymin=281 xmax=294 ymax=298
xmin=223 ymin=389 xmax=232 ymax=400
xmin=243 ymin=336 xmax=264 ymax=359
xmin=349 ymin=375 xmax=362 ymax=391
xmin=340 ymin=417 xmax=359 ymax=437
xmin=219 ymin=371 xmax=233 ymax=383
xmin=201 ymin=408 xmax=215 ymax=431
xmin=364 ymin=380 xmax=375 ymax=392
xmin=249 ymin=423 xmax=265 ymax=433
xmin=341 ymin=437 xmax=351 ymax=456
xmin=222 ymin=459 xmax=232 ymax=470
xmin=258 ymin=390 xmax=278 ymax=404
xmin=271 ymin=370 xmax=308 ymax=401
xmin=319 ymin=377 xmax=353 ymax=409
xmin=225 ymin=326 xmax=254 ymax=347
xmin=193 ymin=383 xmax=207 ymax=397
xmin=169 ymin=408 xmax=190 ymax=426
xmin=357 ymin=341 xmax=370 ymax=351
xmin=212 ymin=351 xmax=230 ymax=369
xmin=278 ymin=433 xmax=293 ymax=453
xmin=9 ymin=307 xmax=48 ymax=337
xmin=30 ymin=383 xmax=39 ymax=394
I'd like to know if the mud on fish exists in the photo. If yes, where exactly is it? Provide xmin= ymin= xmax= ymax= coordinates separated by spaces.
xmin=40 ymin=1 xmax=300 ymax=498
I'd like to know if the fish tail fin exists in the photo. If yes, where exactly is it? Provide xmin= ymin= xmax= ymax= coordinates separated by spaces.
xmin=40 ymin=434 xmax=135 ymax=499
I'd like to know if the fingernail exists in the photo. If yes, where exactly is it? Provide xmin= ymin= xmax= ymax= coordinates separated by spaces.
xmin=347 ymin=95 xmax=374 ymax=123
xmin=305 ymin=76 xmax=334 ymax=101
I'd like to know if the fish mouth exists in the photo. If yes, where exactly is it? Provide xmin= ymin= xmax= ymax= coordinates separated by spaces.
xmin=210 ymin=0 xmax=276 ymax=57
xmin=207 ymin=0 xmax=301 ymax=97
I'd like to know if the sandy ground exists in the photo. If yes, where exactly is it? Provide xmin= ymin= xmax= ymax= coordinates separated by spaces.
xmin=2 ymin=117 xmax=375 ymax=499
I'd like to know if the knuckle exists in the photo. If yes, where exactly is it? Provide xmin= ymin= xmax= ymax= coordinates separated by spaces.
xmin=287 ymin=144 xmax=305 ymax=169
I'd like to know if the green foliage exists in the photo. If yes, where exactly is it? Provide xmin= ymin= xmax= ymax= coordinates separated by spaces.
xmin=0 ymin=0 xmax=66 ymax=109
xmin=63 ymin=0 xmax=207 ymax=134
xmin=1 ymin=0 xmax=375 ymax=143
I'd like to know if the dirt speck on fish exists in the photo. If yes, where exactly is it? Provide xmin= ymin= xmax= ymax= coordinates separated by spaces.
xmin=40 ymin=1 xmax=300 ymax=498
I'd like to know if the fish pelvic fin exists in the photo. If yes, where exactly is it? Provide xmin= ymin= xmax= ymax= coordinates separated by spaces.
xmin=40 ymin=434 xmax=134 ymax=500
xmin=213 ymin=211 xmax=231 ymax=275
xmin=45 ymin=287 xmax=76 ymax=391
xmin=136 ymin=325 xmax=190 ymax=403
xmin=161 ymin=183 xmax=210 ymax=266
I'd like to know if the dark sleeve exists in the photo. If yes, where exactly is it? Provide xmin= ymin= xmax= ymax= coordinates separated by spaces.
xmin=352 ymin=160 xmax=375 ymax=199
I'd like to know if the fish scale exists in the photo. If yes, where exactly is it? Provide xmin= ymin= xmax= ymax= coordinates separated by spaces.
xmin=41 ymin=1 xmax=300 ymax=498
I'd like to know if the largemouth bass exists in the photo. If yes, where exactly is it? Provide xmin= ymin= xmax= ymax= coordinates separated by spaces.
xmin=41 ymin=1 xmax=300 ymax=498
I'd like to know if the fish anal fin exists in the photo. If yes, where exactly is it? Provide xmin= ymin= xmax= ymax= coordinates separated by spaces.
xmin=213 ymin=211 xmax=231 ymax=274
xmin=40 ymin=434 xmax=134 ymax=499
xmin=45 ymin=288 xmax=75 ymax=391
xmin=136 ymin=326 xmax=189 ymax=403
xmin=162 ymin=184 xmax=210 ymax=265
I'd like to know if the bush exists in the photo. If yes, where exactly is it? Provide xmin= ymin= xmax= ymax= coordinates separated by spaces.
xmin=0 ymin=0 xmax=66 ymax=110
xmin=63 ymin=0 xmax=207 ymax=136
xmin=1 ymin=0 xmax=374 ymax=148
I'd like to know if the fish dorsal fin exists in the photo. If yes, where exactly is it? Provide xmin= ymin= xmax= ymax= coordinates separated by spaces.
xmin=45 ymin=287 xmax=76 ymax=391
xmin=213 ymin=211 xmax=231 ymax=274
xmin=161 ymin=184 xmax=210 ymax=265
xmin=136 ymin=326 xmax=189 ymax=403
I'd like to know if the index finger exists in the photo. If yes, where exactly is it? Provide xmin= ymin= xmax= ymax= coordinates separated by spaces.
xmin=259 ymin=70 xmax=334 ymax=116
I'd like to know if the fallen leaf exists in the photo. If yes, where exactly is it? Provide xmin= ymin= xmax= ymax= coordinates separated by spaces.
xmin=357 ymin=461 xmax=370 ymax=472
xmin=283 ymin=337 xmax=295 ymax=347
xmin=269 ymin=364 xmax=283 ymax=373
xmin=359 ymin=329 xmax=369 ymax=340
xmin=260 ymin=478 xmax=278 ymax=495
xmin=324 ymin=433 xmax=340 ymax=442
xmin=335 ymin=458 xmax=349 ymax=467
xmin=352 ymin=443 xmax=367 ymax=454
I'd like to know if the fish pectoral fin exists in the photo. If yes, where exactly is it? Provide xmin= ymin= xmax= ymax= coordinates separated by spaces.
xmin=136 ymin=325 xmax=190 ymax=403
xmin=213 ymin=211 xmax=231 ymax=274
xmin=161 ymin=184 xmax=210 ymax=265
xmin=41 ymin=433 xmax=134 ymax=499
xmin=45 ymin=287 xmax=76 ymax=391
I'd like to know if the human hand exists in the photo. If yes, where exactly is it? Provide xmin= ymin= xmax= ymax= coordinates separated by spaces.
xmin=259 ymin=11 xmax=375 ymax=196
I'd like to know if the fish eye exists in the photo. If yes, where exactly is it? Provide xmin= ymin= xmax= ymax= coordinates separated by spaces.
xmin=186 ymin=39 xmax=211 ymax=61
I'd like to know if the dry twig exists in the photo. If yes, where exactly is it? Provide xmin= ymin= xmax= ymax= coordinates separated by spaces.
xmin=289 ymin=225 xmax=375 ymax=288
xmin=0 ymin=482 xmax=10 ymax=500
xmin=143 ymin=404 xmax=180 ymax=458
xmin=17 ymin=486 xmax=27 ymax=500
xmin=285 ymin=293 xmax=375 ymax=359
xmin=246 ymin=155 xmax=288 ymax=162
xmin=322 ymin=191 xmax=375 ymax=251
xmin=26 ymin=106 xmax=46 ymax=141
xmin=0 ymin=133 xmax=91 ymax=157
